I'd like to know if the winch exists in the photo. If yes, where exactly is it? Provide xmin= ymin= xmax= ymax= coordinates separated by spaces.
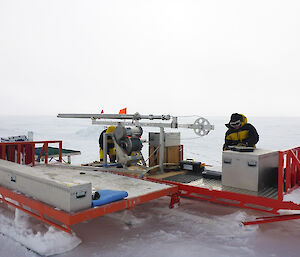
xmin=113 ymin=125 xmax=143 ymax=155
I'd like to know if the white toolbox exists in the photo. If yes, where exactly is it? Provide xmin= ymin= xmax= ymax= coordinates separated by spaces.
xmin=222 ymin=149 xmax=278 ymax=191
xmin=0 ymin=159 xmax=92 ymax=212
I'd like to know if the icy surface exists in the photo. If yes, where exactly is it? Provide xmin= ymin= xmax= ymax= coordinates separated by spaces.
xmin=0 ymin=205 xmax=81 ymax=256
xmin=284 ymin=187 xmax=300 ymax=204
xmin=0 ymin=115 xmax=300 ymax=256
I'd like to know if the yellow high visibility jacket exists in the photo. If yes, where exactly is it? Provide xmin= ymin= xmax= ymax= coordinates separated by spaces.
xmin=224 ymin=114 xmax=259 ymax=148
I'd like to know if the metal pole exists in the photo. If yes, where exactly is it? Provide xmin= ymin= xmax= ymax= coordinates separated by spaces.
xmin=59 ymin=141 xmax=62 ymax=163
xmin=297 ymin=148 xmax=300 ymax=183
xmin=17 ymin=144 xmax=21 ymax=164
xmin=57 ymin=113 xmax=171 ymax=120
xmin=31 ymin=143 xmax=35 ymax=166
xmin=278 ymin=151 xmax=284 ymax=201
xmin=1 ymin=144 xmax=5 ymax=160
xmin=44 ymin=143 xmax=48 ymax=164
xmin=159 ymin=127 xmax=165 ymax=173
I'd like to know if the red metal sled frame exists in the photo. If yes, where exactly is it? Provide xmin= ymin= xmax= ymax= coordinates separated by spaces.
xmin=0 ymin=141 xmax=63 ymax=165
xmin=0 ymin=141 xmax=179 ymax=234
xmin=0 ymin=184 xmax=179 ymax=234
xmin=145 ymin=147 xmax=300 ymax=225
xmin=1 ymin=142 xmax=299 ymax=228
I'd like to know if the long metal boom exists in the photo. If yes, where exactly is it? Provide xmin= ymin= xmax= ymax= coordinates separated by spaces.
xmin=92 ymin=120 xmax=213 ymax=130
xmin=58 ymin=113 xmax=214 ymax=136
xmin=57 ymin=113 xmax=171 ymax=120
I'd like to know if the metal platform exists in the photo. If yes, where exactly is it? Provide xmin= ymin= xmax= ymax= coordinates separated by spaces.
xmin=1 ymin=139 xmax=300 ymax=230
xmin=188 ymin=178 xmax=278 ymax=199
xmin=84 ymin=163 xmax=279 ymax=200
xmin=35 ymin=146 xmax=81 ymax=163
xmin=34 ymin=164 xmax=174 ymax=199
xmin=156 ymin=170 xmax=278 ymax=199
xmin=0 ymin=159 xmax=179 ymax=234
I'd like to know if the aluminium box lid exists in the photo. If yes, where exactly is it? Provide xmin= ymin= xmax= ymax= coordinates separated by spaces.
xmin=0 ymin=159 xmax=91 ymax=192
xmin=223 ymin=148 xmax=278 ymax=157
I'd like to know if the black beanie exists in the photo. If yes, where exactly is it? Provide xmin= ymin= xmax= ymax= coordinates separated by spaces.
xmin=230 ymin=113 xmax=243 ymax=122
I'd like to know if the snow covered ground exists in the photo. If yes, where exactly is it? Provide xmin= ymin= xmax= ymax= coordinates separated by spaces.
xmin=0 ymin=115 xmax=300 ymax=257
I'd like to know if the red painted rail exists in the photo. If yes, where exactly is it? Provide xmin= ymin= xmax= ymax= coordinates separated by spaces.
xmin=0 ymin=141 xmax=179 ymax=233
xmin=0 ymin=141 xmax=63 ymax=166
xmin=0 ymin=183 xmax=179 ymax=234
xmin=146 ymin=146 xmax=300 ymax=225
xmin=278 ymin=147 xmax=300 ymax=201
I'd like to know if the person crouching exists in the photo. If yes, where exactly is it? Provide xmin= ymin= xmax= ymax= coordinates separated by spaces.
xmin=223 ymin=113 xmax=259 ymax=151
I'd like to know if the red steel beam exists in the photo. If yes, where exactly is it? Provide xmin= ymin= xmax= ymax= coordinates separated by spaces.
xmin=286 ymin=152 xmax=292 ymax=192
xmin=298 ymin=149 xmax=300 ymax=183
xmin=0 ymin=183 xmax=178 ymax=233
xmin=0 ymin=141 xmax=62 ymax=146
xmin=31 ymin=143 xmax=35 ymax=166
xmin=59 ymin=141 xmax=63 ymax=162
xmin=0 ymin=185 xmax=71 ymax=233
xmin=17 ymin=144 xmax=21 ymax=164
xmin=146 ymin=177 xmax=300 ymax=214
xmin=1 ymin=144 xmax=5 ymax=160
xmin=243 ymin=213 xmax=300 ymax=226
xmin=68 ymin=186 xmax=179 ymax=225
xmin=278 ymin=151 xmax=284 ymax=201
xmin=44 ymin=143 xmax=48 ymax=164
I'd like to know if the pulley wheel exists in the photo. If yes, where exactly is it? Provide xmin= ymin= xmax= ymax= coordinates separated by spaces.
xmin=193 ymin=117 xmax=211 ymax=136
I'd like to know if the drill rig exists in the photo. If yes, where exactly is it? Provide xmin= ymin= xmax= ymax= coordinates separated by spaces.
xmin=57 ymin=112 xmax=214 ymax=173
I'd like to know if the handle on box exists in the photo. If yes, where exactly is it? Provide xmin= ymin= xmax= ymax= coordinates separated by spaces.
xmin=223 ymin=159 xmax=232 ymax=164
xmin=248 ymin=160 xmax=257 ymax=167
xmin=76 ymin=190 xmax=87 ymax=199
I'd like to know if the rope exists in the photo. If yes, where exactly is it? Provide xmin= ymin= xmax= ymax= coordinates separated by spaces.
xmin=175 ymin=115 xmax=202 ymax=118
xmin=144 ymin=145 xmax=160 ymax=163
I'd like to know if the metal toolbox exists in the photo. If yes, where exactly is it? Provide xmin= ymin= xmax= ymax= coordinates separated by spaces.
xmin=149 ymin=132 xmax=180 ymax=147
xmin=221 ymin=149 xmax=278 ymax=191
xmin=0 ymin=159 xmax=92 ymax=212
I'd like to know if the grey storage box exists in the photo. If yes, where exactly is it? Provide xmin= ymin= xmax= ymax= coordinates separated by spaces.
xmin=149 ymin=132 xmax=180 ymax=147
xmin=0 ymin=159 xmax=91 ymax=212
xmin=222 ymin=149 xmax=278 ymax=191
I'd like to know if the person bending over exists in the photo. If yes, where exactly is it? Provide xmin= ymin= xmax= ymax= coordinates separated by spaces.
xmin=99 ymin=126 xmax=116 ymax=162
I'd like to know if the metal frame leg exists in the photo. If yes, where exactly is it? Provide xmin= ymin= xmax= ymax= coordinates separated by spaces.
xmin=159 ymin=127 xmax=165 ymax=173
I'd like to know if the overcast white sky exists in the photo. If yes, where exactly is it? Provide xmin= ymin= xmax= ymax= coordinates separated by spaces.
xmin=0 ymin=0 xmax=299 ymax=117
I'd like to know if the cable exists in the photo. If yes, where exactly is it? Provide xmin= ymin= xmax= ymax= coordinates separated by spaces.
xmin=181 ymin=137 xmax=203 ymax=141
xmin=144 ymin=145 xmax=160 ymax=163
xmin=175 ymin=115 xmax=202 ymax=118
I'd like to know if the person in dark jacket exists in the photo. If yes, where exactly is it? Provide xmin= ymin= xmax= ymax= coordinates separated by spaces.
xmin=223 ymin=113 xmax=259 ymax=150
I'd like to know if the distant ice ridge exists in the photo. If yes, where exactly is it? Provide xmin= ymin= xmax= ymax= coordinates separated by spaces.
xmin=0 ymin=205 xmax=81 ymax=256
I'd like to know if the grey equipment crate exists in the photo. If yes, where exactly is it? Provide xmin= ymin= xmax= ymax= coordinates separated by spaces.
xmin=149 ymin=132 xmax=181 ymax=147
xmin=0 ymin=159 xmax=92 ymax=212
xmin=222 ymin=149 xmax=278 ymax=192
